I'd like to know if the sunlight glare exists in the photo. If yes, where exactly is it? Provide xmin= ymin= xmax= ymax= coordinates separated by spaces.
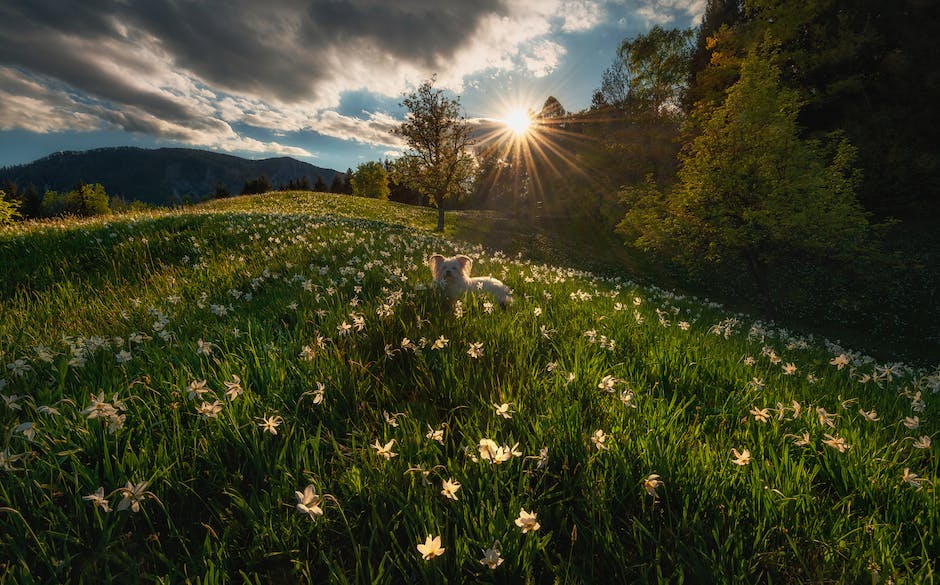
xmin=504 ymin=108 xmax=532 ymax=136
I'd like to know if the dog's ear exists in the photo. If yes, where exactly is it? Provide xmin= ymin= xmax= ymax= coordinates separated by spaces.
xmin=455 ymin=255 xmax=473 ymax=277
xmin=429 ymin=254 xmax=445 ymax=280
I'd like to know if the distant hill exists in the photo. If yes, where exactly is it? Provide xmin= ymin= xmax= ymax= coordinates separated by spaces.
xmin=0 ymin=147 xmax=341 ymax=205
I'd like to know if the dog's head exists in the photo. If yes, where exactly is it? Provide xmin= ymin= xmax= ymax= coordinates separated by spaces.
xmin=429 ymin=254 xmax=472 ymax=282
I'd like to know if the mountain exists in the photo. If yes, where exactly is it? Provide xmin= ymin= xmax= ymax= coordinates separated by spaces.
xmin=0 ymin=147 xmax=341 ymax=204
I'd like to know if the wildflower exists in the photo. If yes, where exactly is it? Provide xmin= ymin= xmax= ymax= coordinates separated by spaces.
xmin=858 ymin=408 xmax=879 ymax=422
xmin=535 ymin=446 xmax=549 ymax=469
xmin=790 ymin=400 xmax=802 ymax=420
xmin=743 ymin=356 xmax=756 ymax=366
xmin=643 ymin=473 xmax=663 ymax=498
xmin=791 ymin=432 xmax=812 ymax=447
xmin=731 ymin=448 xmax=751 ymax=466
xmin=822 ymin=434 xmax=850 ymax=453
xmin=598 ymin=375 xmax=619 ymax=392
xmin=336 ymin=321 xmax=352 ymax=336
xmin=533 ymin=307 xmax=542 ymax=317
xmin=383 ymin=411 xmax=404 ymax=427
xmin=902 ymin=468 xmax=921 ymax=489
xmin=310 ymin=382 xmax=325 ymax=405
xmin=750 ymin=407 xmax=770 ymax=423
xmin=591 ymin=429 xmax=608 ymax=451
xmin=187 ymin=380 xmax=210 ymax=400
xmin=479 ymin=544 xmax=504 ymax=569
xmin=912 ymin=436 xmax=931 ymax=449
xmin=540 ymin=325 xmax=555 ymax=339
xmin=116 ymin=481 xmax=151 ymax=513
xmin=6 ymin=359 xmax=31 ymax=377
xmin=372 ymin=439 xmax=397 ymax=460
xmin=258 ymin=415 xmax=283 ymax=435
xmin=295 ymin=485 xmax=323 ymax=520
xmin=514 ymin=508 xmax=541 ymax=533
xmin=477 ymin=439 xmax=520 ymax=464
xmin=782 ymin=362 xmax=798 ymax=375
xmin=426 ymin=425 xmax=444 ymax=445
xmin=83 ymin=487 xmax=111 ymax=512
xmin=431 ymin=335 xmax=449 ymax=350
xmin=902 ymin=416 xmax=920 ymax=430
xmin=35 ymin=345 xmax=55 ymax=363
xmin=196 ymin=400 xmax=223 ymax=419
xmin=816 ymin=407 xmax=837 ymax=428
xmin=2 ymin=393 xmax=22 ymax=411
xmin=417 ymin=535 xmax=445 ymax=560
xmin=467 ymin=342 xmax=484 ymax=359
xmin=37 ymin=404 xmax=60 ymax=416
xmin=619 ymin=389 xmax=637 ymax=408
xmin=483 ymin=301 xmax=494 ymax=314
xmin=299 ymin=345 xmax=317 ymax=361
xmin=15 ymin=422 xmax=36 ymax=441
xmin=196 ymin=339 xmax=214 ymax=356
xmin=678 ymin=321 xmax=690 ymax=331
xmin=224 ymin=375 xmax=244 ymax=400
xmin=493 ymin=402 xmax=513 ymax=419
xmin=830 ymin=354 xmax=850 ymax=370
xmin=441 ymin=478 xmax=461 ymax=500
xmin=0 ymin=450 xmax=23 ymax=471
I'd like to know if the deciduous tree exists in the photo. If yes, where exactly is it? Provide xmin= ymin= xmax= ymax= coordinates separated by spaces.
xmin=391 ymin=76 xmax=475 ymax=231
xmin=618 ymin=44 xmax=872 ymax=315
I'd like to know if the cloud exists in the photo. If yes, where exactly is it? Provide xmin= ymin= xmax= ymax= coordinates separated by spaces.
xmin=0 ymin=1 xmax=703 ymax=159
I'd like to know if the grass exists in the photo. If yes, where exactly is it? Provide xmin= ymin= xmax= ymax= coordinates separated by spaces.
xmin=0 ymin=191 xmax=936 ymax=583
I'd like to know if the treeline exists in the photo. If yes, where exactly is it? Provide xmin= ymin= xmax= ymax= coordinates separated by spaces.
xmin=468 ymin=0 xmax=939 ymax=359
xmin=0 ymin=181 xmax=154 ymax=224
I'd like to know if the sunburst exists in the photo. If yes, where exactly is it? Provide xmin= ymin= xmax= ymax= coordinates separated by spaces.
xmin=503 ymin=108 xmax=532 ymax=137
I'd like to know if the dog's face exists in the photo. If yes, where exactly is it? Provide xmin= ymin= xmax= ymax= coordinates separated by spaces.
xmin=430 ymin=254 xmax=472 ymax=283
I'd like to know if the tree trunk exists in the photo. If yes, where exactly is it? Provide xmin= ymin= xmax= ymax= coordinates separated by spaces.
xmin=436 ymin=202 xmax=445 ymax=232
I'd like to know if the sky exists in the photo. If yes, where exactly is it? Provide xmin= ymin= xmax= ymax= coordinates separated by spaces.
xmin=0 ymin=0 xmax=704 ymax=173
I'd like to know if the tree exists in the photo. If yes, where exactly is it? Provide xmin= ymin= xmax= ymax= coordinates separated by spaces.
xmin=241 ymin=175 xmax=272 ymax=195
xmin=392 ymin=76 xmax=475 ymax=231
xmin=213 ymin=182 xmax=231 ymax=198
xmin=65 ymin=183 xmax=110 ymax=217
xmin=329 ymin=173 xmax=344 ymax=193
xmin=313 ymin=175 xmax=328 ymax=191
xmin=342 ymin=168 xmax=354 ymax=194
xmin=618 ymin=45 xmax=872 ymax=315
xmin=618 ymin=25 xmax=696 ymax=114
xmin=0 ymin=190 xmax=21 ymax=225
xmin=350 ymin=161 xmax=390 ymax=200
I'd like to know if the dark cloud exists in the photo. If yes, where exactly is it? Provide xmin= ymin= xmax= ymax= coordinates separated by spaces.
xmin=1 ymin=0 xmax=510 ymax=105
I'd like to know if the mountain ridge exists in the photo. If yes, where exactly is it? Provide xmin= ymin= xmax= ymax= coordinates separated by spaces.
xmin=0 ymin=146 xmax=341 ymax=205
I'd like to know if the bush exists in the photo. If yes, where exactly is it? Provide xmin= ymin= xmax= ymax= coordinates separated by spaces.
xmin=0 ymin=189 xmax=21 ymax=225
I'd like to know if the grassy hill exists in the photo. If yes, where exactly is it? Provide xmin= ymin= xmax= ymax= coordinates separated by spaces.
xmin=0 ymin=192 xmax=936 ymax=583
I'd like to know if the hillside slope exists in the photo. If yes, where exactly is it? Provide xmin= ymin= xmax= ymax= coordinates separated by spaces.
xmin=0 ymin=192 xmax=935 ymax=583
xmin=0 ymin=147 xmax=339 ymax=204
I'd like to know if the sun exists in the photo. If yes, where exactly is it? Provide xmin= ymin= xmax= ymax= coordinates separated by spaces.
xmin=503 ymin=108 xmax=532 ymax=137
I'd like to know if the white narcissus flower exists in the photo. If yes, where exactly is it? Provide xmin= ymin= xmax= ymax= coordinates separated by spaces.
xmin=417 ymin=535 xmax=445 ymax=560
xmin=479 ymin=544 xmax=504 ymax=569
xmin=117 ymin=481 xmax=151 ymax=513
xmin=731 ymin=448 xmax=751 ymax=466
xmin=441 ymin=478 xmax=461 ymax=501
xmin=514 ymin=508 xmax=540 ymax=533
xmin=372 ymin=439 xmax=397 ymax=460
xmin=643 ymin=473 xmax=663 ymax=498
xmin=83 ymin=487 xmax=111 ymax=512
xmin=295 ymin=485 xmax=323 ymax=520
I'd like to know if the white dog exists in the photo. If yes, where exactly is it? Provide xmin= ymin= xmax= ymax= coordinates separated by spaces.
xmin=429 ymin=254 xmax=513 ymax=306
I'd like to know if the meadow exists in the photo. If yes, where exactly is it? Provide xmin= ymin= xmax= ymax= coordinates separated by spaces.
xmin=0 ymin=191 xmax=936 ymax=584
